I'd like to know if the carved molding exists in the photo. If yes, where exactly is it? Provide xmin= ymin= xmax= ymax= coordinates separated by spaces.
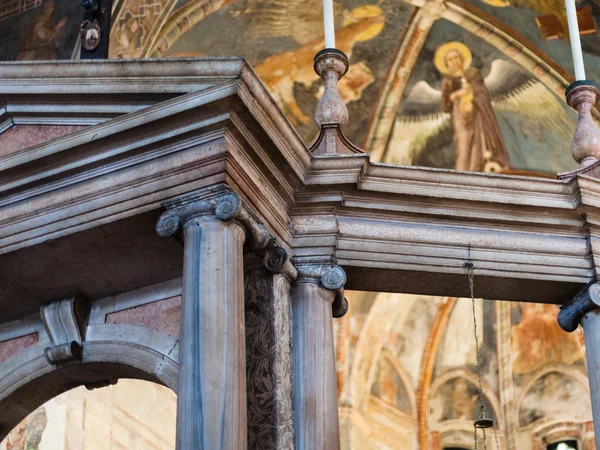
xmin=40 ymin=296 xmax=90 ymax=365
xmin=558 ymin=281 xmax=600 ymax=332
xmin=156 ymin=185 xmax=270 ymax=251
xmin=296 ymin=263 xmax=349 ymax=318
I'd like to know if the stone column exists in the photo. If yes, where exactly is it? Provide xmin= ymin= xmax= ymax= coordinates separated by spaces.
xmin=245 ymin=242 xmax=297 ymax=449
xmin=292 ymin=262 xmax=348 ymax=450
xmin=558 ymin=281 xmax=600 ymax=448
xmin=156 ymin=185 xmax=269 ymax=450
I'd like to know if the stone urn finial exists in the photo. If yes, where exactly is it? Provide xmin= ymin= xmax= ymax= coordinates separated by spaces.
xmin=310 ymin=49 xmax=365 ymax=156
xmin=313 ymin=48 xmax=349 ymax=128
xmin=566 ymin=81 xmax=600 ymax=166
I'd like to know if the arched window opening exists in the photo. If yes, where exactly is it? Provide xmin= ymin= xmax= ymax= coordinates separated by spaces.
xmin=547 ymin=440 xmax=579 ymax=450
xmin=0 ymin=379 xmax=176 ymax=450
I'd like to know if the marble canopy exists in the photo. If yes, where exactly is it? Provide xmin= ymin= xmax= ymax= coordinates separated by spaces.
xmin=0 ymin=58 xmax=599 ymax=449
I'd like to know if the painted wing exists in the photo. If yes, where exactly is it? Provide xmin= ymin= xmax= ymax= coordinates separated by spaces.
xmin=230 ymin=0 xmax=345 ymax=45
xmin=385 ymin=80 xmax=451 ymax=166
xmin=486 ymin=59 xmax=575 ymax=141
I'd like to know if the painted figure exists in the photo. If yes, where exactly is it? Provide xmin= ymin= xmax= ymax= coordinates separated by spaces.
xmin=5 ymin=407 xmax=47 ymax=450
xmin=450 ymin=378 xmax=478 ymax=420
xmin=512 ymin=303 xmax=582 ymax=374
xmin=436 ymin=42 xmax=510 ymax=172
xmin=16 ymin=1 xmax=66 ymax=61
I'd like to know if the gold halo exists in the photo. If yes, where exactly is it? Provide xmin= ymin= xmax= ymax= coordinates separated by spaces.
xmin=343 ymin=5 xmax=385 ymax=42
xmin=434 ymin=42 xmax=473 ymax=75
xmin=481 ymin=0 xmax=510 ymax=7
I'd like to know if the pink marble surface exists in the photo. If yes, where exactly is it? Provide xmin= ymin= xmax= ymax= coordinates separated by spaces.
xmin=106 ymin=296 xmax=182 ymax=338
xmin=0 ymin=124 xmax=87 ymax=158
xmin=0 ymin=333 xmax=39 ymax=363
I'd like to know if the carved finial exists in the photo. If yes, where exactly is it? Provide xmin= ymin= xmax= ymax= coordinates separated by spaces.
xmin=314 ymin=49 xmax=349 ymax=128
xmin=567 ymin=81 xmax=600 ymax=166
xmin=310 ymin=49 xmax=365 ymax=156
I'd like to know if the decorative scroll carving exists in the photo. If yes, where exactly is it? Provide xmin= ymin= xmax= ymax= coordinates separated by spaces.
xmin=40 ymin=296 xmax=90 ymax=365
xmin=296 ymin=263 xmax=349 ymax=318
xmin=245 ymin=269 xmax=295 ymax=450
xmin=263 ymin=240 xmax=298 ymax=282
xmin=156 ymin=186 xmax=270 ymax=251
xmin=558 ymin=281 xmax=600 ymax=332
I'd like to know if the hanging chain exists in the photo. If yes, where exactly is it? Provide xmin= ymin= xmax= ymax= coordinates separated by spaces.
xmin=468 ymin=264 xmax=485 ymax=413
xmin=493 ymin=428 xmax=500 ymax=449
xmin=467 ymin=260 xmax=500 ymax=450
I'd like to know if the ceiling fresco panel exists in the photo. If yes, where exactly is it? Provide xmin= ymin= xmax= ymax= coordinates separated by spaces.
xmin=161 ymin=0 xmax=415 ymax=145
xmin=385 ymin=16 xmax=579 ymax=176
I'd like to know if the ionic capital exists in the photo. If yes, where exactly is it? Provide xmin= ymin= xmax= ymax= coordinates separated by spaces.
xmin=263 ymin=240 xmax=298 ymax=282
xmin=296 ymin=263 xmax=349 ymax=318
xmin=156 ymin=186 xmax=270 ymax=251
xmin=558 ymin=281 xmax=600 ymax=332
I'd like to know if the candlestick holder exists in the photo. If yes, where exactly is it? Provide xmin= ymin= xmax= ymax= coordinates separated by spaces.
xmin=310 ymin=48 xmax=364 ymax=156
xmin=558 ymin=80 xmax=600 ymax=179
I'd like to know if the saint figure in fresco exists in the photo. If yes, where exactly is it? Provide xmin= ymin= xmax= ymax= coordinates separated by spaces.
xmin=16 ymin=1 xmax=66 ymax=61
xmin=5 ymin=407 xmax=47 ymax=450
xmin=436 ymin=42 xmax=510 ymax=172
xmin=512 ymin=303 xmax=582 ymax=374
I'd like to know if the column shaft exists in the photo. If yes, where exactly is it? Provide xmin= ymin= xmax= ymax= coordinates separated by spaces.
xmin=292 ymin=280 xmax=340 ymax=450
xmin=177 ymin=215 xmax=246 ymax=450
xmin=582 ymin=309 xmax=600 ymax=448
xmin=245 ymin=269 xmax=295 ymax=449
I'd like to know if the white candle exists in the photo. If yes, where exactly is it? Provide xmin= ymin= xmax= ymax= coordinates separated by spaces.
xmin=323 ymin=0 xmax=336 ymax=49
xmin=565 ymin=0 xmax=586 ymax=80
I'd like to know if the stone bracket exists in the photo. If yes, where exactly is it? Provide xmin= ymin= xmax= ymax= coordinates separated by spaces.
xmin=40 ymin=295 xmax=90 ymax=365
xmin=558 ymin=280 xmax=600 ymax=332
xmin=156 ymin=185 xmax=270 ymax=251
xmin=296 ymin=264 xmax=349 ymax=318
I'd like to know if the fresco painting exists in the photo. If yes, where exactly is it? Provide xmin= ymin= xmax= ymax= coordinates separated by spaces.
xmin=519 ymin=372 xmax=591 ymax=426
xmin=434 ymin=299 xmax=497 ymax=391
xmin=387 ymin=18 xmax=577 ymax=175
xmin=511 ymin=303 xmax=583 ymax=376
xmin=4 ymin=408 xmax=47 ymax=450
xmin=370 ymin=355 xmax=412 ymax=414
xmin=0 ymin=0 xmax=80 ymax=61
xmin=428 ymin=377 xmax=497 ymax=426
xmin=469 ymin=0 xmax=600 ymax=82
xmin=164 ymin=0 xmax=414 ymax=144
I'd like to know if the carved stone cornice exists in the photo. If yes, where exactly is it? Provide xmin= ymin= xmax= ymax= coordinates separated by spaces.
xmin=558 ymin=281 xmax=600 ymax=332
xmin=263 ymin=240 xmax=298 ymax=282
xmin=295 ymin=263 xmax=348 ymax=318
xmin=156 ymin=185 xmax=270 ymax=251
xmin=40 ymin=296 xmax=89 ymax=365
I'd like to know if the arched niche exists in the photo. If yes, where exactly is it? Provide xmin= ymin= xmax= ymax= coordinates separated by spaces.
xmin=0 ymin=378 xmax=177 ymax=450
xmin=428 ymin=370 xmax=502 ymax=438
xmin=517 ymin=369 xmax=591 ymax=428
xmin=0 ymin=323 xmax=178 ymax=440
xmin=367 ymin=348 xmax=418 ymax=450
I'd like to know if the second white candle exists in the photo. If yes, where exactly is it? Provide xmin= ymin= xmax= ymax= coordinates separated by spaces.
xmin=565 ymin=0 xmax=586 ymax=81
xmin=323 ymin=0 xmax=336 ymax=49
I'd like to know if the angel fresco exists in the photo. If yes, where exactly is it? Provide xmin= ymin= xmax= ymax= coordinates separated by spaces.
xmin=253 ymin=5 xmax=384 ymax=126
xmin=390 ymin=43 xmax=574 ymax=172
xmin=437 ymin=42 xmax=509 ymax=172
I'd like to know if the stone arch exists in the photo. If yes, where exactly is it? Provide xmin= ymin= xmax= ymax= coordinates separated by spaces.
xmin=428 ymin=368 xmax=503 ymax=432
xmin=349 ymin=292 xmax=420 ymax=413
xmin=0 ymin=323 xmax=178 ymax=440
xmin=516 ymin=364 xmax=589 ymax=416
